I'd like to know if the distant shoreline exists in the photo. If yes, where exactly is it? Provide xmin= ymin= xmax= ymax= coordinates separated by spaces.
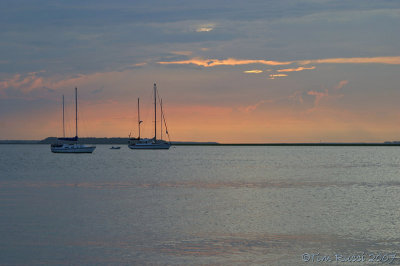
xmin=1 ymin=137 xmax=400 ymax=146
xmin=175 ymin=143 xmax=400 ymax=146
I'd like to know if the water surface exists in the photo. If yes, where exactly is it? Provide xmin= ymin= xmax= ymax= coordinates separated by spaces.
xmin=1 ymin=145 xmax=400 ymax=265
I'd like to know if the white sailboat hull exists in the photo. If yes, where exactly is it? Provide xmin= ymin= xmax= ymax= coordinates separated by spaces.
xmin=51 ymin=144 xmax=96 ymax=153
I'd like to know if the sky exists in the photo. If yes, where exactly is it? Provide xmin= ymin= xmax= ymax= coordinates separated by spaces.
xmin=1 ymin=0 xmax=400 ymax=143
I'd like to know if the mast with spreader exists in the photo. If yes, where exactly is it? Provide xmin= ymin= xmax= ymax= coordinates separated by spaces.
xmin=75 ymin=87 xmax=78 ymax=141
xmin=154 ymin=83 xmax=157 ymax=141
xmin=62 ymin=95 xmax=65 ymax=138
xmin=138 ymin=97 xmax=142 ymax=139
xmin=160 ymin=98 xmax=163 ymax=140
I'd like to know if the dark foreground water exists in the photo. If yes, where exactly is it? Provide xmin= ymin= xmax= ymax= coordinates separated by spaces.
xmin=1 ymin=145 xmax=400 ymax=265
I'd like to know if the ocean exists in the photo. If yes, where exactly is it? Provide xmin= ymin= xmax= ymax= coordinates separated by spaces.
xmin=1 ymin=145 xmax=400 ymax=265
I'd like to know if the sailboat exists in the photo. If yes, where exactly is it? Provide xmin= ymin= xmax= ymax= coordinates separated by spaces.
xmin=51 ymin=87 xmax=96 ymax=153
xmin=128 ymin=83 xmax=171 ymax=150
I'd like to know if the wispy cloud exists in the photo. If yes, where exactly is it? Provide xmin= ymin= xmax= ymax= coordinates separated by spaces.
xmin=238 ymin=100 xmax=273 ymax=113
xmin=307 ymin=90 xmax=329 ymax=106
xmin=196 ymin=24 xmax=215 ymax=32
xmin=132 ymin=62 xmax=147 ymax=67
xmin=244 ymin=70 xmax=263 ymax=74
xmin=299 ymin=56 xmax=400 ymax=65
xmin=170 ymin=51 xmax=193 ymax=56
xmin=308 ymin=81 xmax=348 ymax=109
xmin=277 ymin=66 xmax=316 ymax=72
xmin=291 ymin=80 xmax=348 ymax=111
xmin=269 ymin=74 xmax=288 ymax=79
xmin=158 ymin=57 xmax=293 ymax=67
xmin=334 ymin=80 xmax=348 ymax=90
xmin=0 ymin=70 xmax=105 ymax=99
xmin=159 ymin=56 xmax=400 ymax=68
xmin=0 ymin=71 xmax=46 ymax=94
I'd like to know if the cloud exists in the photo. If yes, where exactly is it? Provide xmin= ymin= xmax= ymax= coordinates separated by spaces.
xmin=238 ymin=99 xmax=274 ymax=113
xmin=158 ymin=57 xmax=293 ymax=67
xmin=307 ymin=90 xmax=329 ymax=106
xmin=290 ymin=89 xmax=336 ymax=112
xmin=290 ymin=79 xmax=348 ymax=112
xmin=132 ymin=62 xmax=147 ymax=67
xmin=334 ymin=80 xmax=348 ymax=90
xmin=269 ymin=74 xmax=288 ymax=79
xmin=159 ymin=56 xmax=400 ymax=69
xmin=2 ymin=1 xmax=400 ymax=78
xmin=0 ymin=72 xmax=46 ymax=94
xmin=299 ymin=56 xmax=400 ymax=65
xmin=289 ymin=90 xmax=314 ymax=108
xmin=0 ymin=70 xmax=106 ymax=99
xmin=196 ymin=24 xmax=215 ymax=32
xmin=170 ymin=51 xmax=193 ymax=56
xmin=277 ymin=66 xmax=316 ymax=72
xmin=243 ymin=70 xmax=263 ymax=74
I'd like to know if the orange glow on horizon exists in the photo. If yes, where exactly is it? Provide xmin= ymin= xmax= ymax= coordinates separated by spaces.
xmin=5 ymin=99 xmax=397 ymax=143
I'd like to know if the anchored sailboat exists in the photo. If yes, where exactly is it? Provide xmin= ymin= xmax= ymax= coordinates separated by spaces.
xmin=128 ymin=83 xmax=171 ymax=150
xmin=51 ymin=87 xmax=96 ymax=153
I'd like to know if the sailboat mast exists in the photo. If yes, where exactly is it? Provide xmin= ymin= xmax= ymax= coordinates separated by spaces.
xmin=160 ymin=98 xmax=163 ymax=140
xmin=75 ymin=87 xmax=78 ymax=138
xmin=138 ymin=97 xmax=141 ymax=139
xmin=62 ymin=95 xmax=65 ymax=138
xmin=154 ymin=83 xmax=157 ymax=140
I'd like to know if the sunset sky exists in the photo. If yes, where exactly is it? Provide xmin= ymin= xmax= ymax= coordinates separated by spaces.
xmin=1 ymin=0 xmax=400 ymax=142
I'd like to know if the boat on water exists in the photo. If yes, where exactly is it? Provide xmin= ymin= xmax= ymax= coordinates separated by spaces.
xmin=128 ymin=83 xmax=171 ymax=150
xmin=51 ymin=87 xmax=96 ymax=153
xmin=110 ymin=146 xmax=121 ymax=149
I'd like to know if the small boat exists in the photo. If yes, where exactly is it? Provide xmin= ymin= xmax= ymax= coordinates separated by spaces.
xmin=128 ymin=83 xmax=171 ymax=150
xmin=110 ymin=146 xmax=121 ymax=149
xmin=51 ymin=87 xmax=96 ymax=153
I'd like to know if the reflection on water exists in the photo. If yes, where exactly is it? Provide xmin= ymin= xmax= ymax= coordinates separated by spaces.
xmin=152 ymin=233 xmax=400 ymax=265
xmin=1 ymin=145 xmax=400 ymax=265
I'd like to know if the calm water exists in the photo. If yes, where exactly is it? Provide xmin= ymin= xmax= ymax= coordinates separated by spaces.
xmin=1 ymin=145 xmax=400 ymax=265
